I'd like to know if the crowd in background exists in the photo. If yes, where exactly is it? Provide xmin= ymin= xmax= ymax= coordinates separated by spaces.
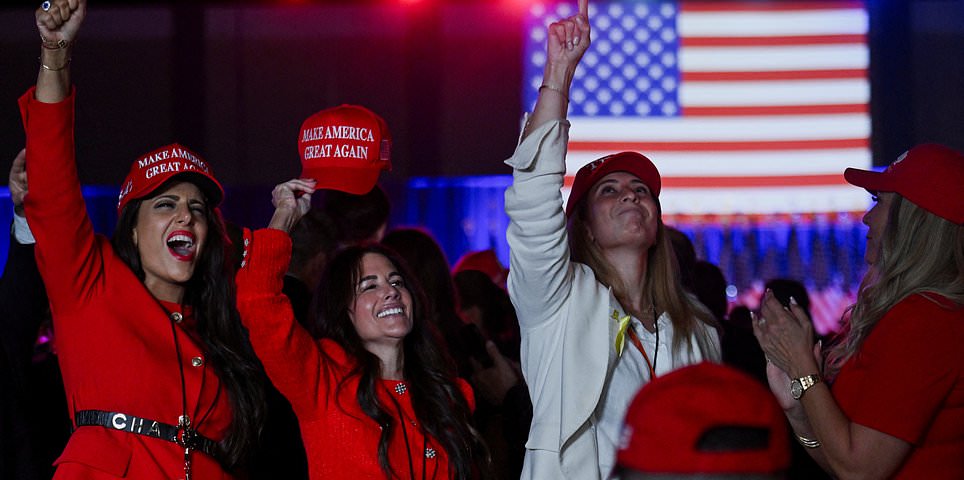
xmin=2 ymin=0 xmax=962 ymax=479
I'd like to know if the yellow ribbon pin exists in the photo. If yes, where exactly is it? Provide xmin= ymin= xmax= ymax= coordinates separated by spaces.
xmin=613 ymin=309 xmax=632 ymax=357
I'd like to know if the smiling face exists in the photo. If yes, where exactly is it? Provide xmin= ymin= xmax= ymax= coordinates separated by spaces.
xmin=862 ymin=191 xmax=894 ymax=265
xmin=348 ymin=252 xmax=414 ymax=350
xmin=132 ymin=181 xmax=209 ymax=302
xmin=585 ymin=171 xmax=659 ymax=252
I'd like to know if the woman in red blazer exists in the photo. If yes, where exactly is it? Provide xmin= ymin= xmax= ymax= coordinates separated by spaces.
xmin=237 ymin=186 xmax=492 ymax=478
xmin=23 ymin=1 xmax=265 ymax=477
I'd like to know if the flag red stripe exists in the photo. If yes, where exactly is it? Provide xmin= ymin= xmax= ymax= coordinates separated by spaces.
xmin=682 ymin=34 xmax=865 ymax=47
xmin=663 ymin=174 xmax=848 ymax=187
xmin=682 ymin=103 xmax=868 ymax=116
xmin=568 ymin=138 xmax=868 ymax=152
xmin=682 ymin=69 xmax=867 ymax=81
xmin=682 ymin=1 xmax=865 ymax=12
xmin=660 ymin=211 xmax=866 ymax=223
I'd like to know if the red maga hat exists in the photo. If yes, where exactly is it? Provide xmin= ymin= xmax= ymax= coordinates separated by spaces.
xmin=117 ymin=143 xmax=223 ymax=213
xmin=565 ymin=151 xmax=661 ymax=217
xmin=844 ymin=143 xmax=964 ymax=224
xmin=298 ymin=104 xmax=392 ymax=195
xmin=617 ymin=362 xmax=790 ymax=474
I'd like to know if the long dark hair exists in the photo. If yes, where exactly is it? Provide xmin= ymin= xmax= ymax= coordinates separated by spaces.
xmin=312 ymin=244 xmax=492 ymax=479
xmin=111 ymin=179 xmax=266 ymax=469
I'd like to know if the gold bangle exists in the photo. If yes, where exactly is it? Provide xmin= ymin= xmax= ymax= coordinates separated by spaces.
xmin=539 ymin=84 xmax=569 ymax=102
xmin=39 ymin=56 xmax=71 ymax=71
xmin=796 ymin=434 xmax=821 ymax=448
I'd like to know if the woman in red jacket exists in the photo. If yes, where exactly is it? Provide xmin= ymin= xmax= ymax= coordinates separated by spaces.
xmin=237 ymin=184 xmax=491 ymax=478
xmin=23 ymin=1 xmax=265 ymax=477
xmin=754 ymin=144 xmax=964 ymax=478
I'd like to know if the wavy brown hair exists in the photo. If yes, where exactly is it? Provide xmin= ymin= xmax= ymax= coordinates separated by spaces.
xmin=826 ymin=194 xmax=964 ymax=377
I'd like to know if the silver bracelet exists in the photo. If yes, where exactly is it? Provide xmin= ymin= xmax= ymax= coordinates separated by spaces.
xmin=796 ymin=434 xmax=821 ymax=448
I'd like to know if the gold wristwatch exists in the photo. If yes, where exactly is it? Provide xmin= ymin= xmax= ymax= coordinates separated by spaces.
xmin=790 ymin=374 xmax=821 ymax=400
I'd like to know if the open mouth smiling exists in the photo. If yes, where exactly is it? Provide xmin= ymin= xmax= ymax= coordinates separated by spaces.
xmin=166 ymin=230 xmax=197 ymax=261
xmin=377 ymin=307 xmax=405 ymax=319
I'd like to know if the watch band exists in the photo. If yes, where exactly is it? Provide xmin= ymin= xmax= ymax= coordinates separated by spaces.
xmin=791 ymin=373 xmax=821 ymax=400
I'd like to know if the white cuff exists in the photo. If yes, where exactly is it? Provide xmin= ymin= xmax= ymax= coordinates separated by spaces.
xmin=12 ymin=211 xmax=36 ymax=245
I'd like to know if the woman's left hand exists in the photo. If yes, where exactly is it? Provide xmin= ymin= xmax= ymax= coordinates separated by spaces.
xmin=9 ymin=149 xmax=28 ymax=216
xmin=752 ymin=290 xmax=820 ymax=380
xmin=267 ymin=178 xmax=315 ymax=233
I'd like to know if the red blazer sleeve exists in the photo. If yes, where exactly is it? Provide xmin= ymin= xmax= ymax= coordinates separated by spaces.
xmin=19 ymin=88 xmax=105 ymax=313
xmin=236 ymin=227 xmax=333 ymax=419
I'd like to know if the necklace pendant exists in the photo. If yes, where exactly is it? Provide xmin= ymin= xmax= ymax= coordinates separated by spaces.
xmin=394 ymin=382 xmax=407 ymax=395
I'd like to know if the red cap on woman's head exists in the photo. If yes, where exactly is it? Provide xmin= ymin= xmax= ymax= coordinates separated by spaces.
xmin=298 ymin=104 xmax=392 ymax=195
xmin=565 ymin=151 xmax=661 ymax=217
xmin=117 ymin=143 xmax=223 ymax=213
xmin=617 ymin=362 xmax=790 ymax=474
xmin=844 ymin=143 xmax=964 ymax=224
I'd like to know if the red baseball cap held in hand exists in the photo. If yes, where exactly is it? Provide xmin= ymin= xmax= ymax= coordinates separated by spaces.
xmin=117 ymin=143 xmax=224 ymax=213
xmin=298 ymin=105 xmax=392 ymax=195
xmin=565 ymin=151 xmax=661 ymax=217
xmin=617 ymin=362 xmax=790 ymax=475
xmin=844 ymin=143 xmax=964 ymax=224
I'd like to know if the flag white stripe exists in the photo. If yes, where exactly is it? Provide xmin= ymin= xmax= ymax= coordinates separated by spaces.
xmin=564 ymin=148 xmax=872 ymax=176
xmin=561 ymin=185 xmax=871 ymax=215
xmin=681 ymin=44 xmax=869 ymax=71
xmin=658 ymin=186 xmax=869 ymax=215
xmin=568 ymin=114 xmax=870 ymax=142
xmin=679 ymin=9 xmax=869 ymax=37
xmin=681 ymin=79 xmax=870 ymax=106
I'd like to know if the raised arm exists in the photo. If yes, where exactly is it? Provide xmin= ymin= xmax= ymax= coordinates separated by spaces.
xmin=521 ymin=0 xmax=590 ymax=140
xmin=505 ymin=1 xmax=592 ymax=329
xmin=21 ymin=0 xmax=101 ymax=310
xmin=35 ymin=0 xmax=84 ymax=103
xmin=237 ymin=179 xmax=334 ymax=417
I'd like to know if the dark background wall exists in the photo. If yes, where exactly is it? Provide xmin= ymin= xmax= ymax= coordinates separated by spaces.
xmin=1 ymin=0 xmax=962 ymax=226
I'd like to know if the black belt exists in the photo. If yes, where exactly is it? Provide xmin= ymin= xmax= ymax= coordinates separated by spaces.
xmin=74 ymin=410 xmax=221 ymax=461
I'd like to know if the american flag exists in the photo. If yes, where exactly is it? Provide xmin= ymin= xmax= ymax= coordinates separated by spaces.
xmin=523 ymin=0 xmax=872 ymax=217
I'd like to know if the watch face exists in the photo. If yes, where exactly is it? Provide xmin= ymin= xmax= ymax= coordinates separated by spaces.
xmin=791 ymin=380 xmax=803 ymax=399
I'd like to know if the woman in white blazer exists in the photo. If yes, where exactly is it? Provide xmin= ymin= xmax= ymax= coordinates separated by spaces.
xmin=504 ymin=1 xmax=721 ymax=478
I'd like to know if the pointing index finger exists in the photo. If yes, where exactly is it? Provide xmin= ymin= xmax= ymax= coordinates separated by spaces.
xmin=578 ymin=0 xmax=589 ymax=18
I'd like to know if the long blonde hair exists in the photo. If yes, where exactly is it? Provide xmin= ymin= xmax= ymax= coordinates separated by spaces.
xmin=568 ymin=197 xmax=719 ymax=356
xmin=826 ymin=195 xmax=964 ymax=377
